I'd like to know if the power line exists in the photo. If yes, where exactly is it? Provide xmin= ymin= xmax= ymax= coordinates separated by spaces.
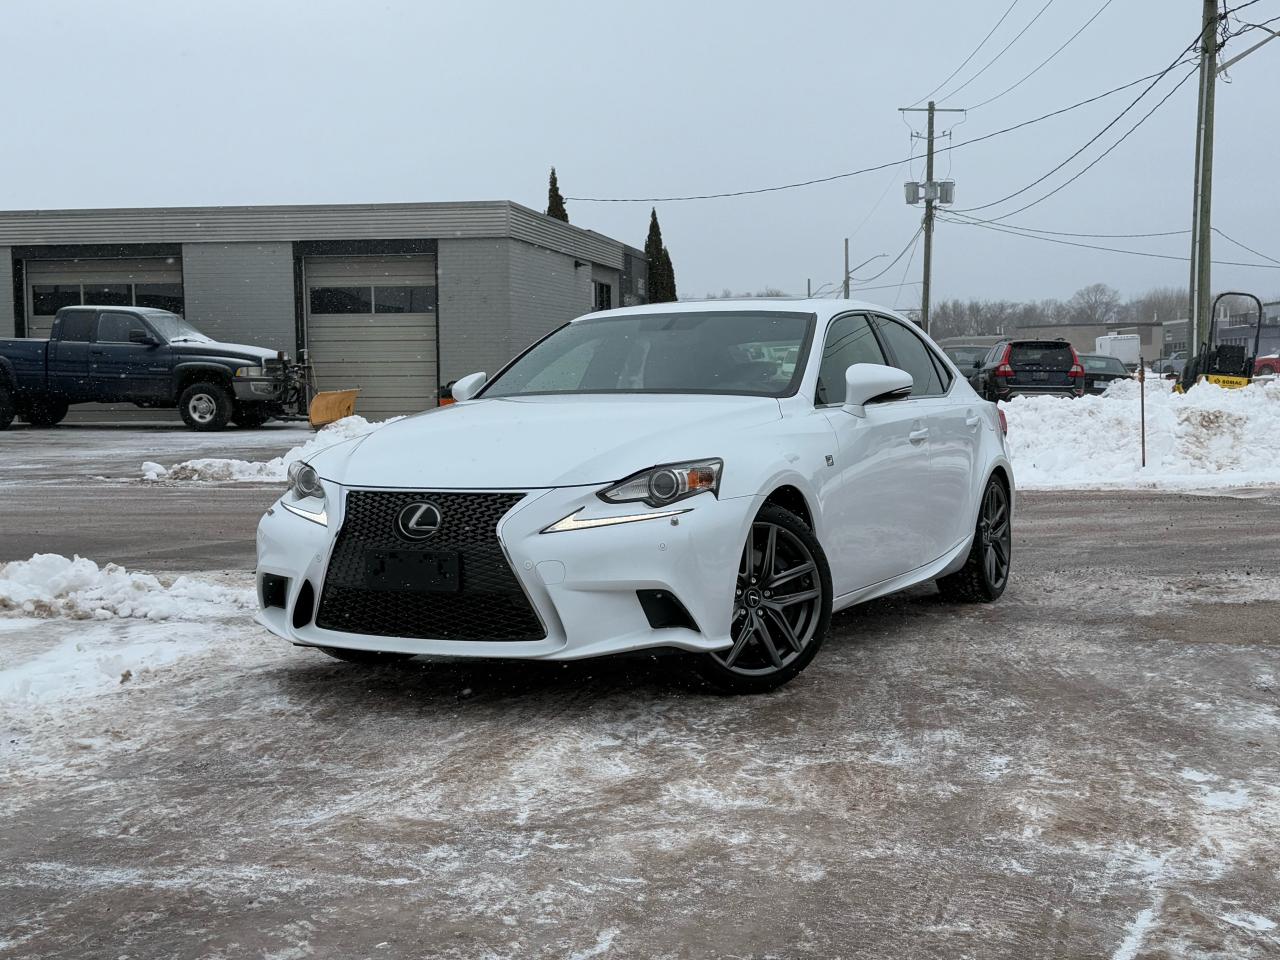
xmin=566 ymin=67 xmax=1183 ymax=203
xmin=908 ymin=0 xmax=1022 ymax=107
xmin=851 ymin=226 xmax=924 ymax=284
xmin=1213 ymin=227 xmax=1280 ymax=265
xmin=937 ymin=0 xmax=1059 ymax=102
xmin=946 ymin=209 xmax=1188 ymax=239
xmin=891 ymin=231 xmax=924 ymax=309
xmin=968 ymin=0 xmax=1116 ymax=110
xmin=939 ymin=214 xmax=1280 ymax=268
xmin=956 ymin=65 xmax=1200 ymax=222
xmin=954 ymin=48 xmax=1198 ymax=215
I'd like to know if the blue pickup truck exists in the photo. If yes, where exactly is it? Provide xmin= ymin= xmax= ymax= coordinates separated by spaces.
xmin=0 ymin=305 xmax=305 ymax=431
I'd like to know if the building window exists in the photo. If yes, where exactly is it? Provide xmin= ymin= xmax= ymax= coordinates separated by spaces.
xmin=593 ymin=281 xmax=613 ymax=312
xmin=83 ymin=283 xmax=132 ymax=306
xmin=135 ymin=282 xmax=184 ymax=313
xmin=373 ymin=286 xmax=436 ymax=313
xmin=32 ymin=284 xmax=83 ymax=316
xmin=310 ymin=286 xmax=373 ymax=314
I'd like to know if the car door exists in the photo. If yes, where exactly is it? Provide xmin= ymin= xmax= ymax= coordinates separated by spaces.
xmin=46 ymin=309 xmax=97 ymax=400
xmin=815 ymin=312 xmax=936 ymax=596
xmin=91 ymin=311 xmax=169 ymax=401
xmin=873 ymin=316 xmax=978 ymax=555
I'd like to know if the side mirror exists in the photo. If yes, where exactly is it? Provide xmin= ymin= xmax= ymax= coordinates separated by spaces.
xmin=842 ymin=363 xmax=914 ymax=418
xmin=129 ymin=330 xmax=159 ymax=346
xmin=451 ymin=371 xmax=487 ymax=402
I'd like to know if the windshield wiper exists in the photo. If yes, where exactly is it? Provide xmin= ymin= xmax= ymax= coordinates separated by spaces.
xmin=169 ymin=336 xmax=209 ymax=343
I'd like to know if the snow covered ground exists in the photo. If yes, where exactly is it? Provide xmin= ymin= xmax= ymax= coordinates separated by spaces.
xmin=141 ymin=415 xmax=397 ymax=482
xmin=1003 ymin=378 xmax=1280 ymax=490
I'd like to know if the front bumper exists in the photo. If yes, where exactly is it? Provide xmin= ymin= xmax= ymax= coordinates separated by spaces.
xmin=254 ymin=483 xmax=757 ymax=660
xmin=233 ymin=377 xmax=286 ymax=402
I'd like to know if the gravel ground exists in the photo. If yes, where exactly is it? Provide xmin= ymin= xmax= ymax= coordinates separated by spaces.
xmin=1 ymin=428 xmax=1278 ymax=959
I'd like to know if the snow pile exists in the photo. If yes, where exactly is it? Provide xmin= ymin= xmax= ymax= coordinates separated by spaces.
xmin=1004 ymin=378 xmax=1280 ymax=489
xmin=142 ymin=414 xmax=399 ymax=482
xmin=0 ymin=554 xmax=253 ymax=621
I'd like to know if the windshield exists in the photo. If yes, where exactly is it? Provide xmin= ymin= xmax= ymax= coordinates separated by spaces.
xmin=1010 ymin=341 xmax=1074 ymax=368
xmin=944 ymin=346 xmax=987 ymax=368
xmin=145 ymin=311 xmax=212 ymax=343
xmin=1083 ymin=355 xmax=1126 ymax=374
xmin=481 ymin=310 xmax=815 ymax=398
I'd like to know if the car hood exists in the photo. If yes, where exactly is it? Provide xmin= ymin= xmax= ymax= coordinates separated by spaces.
xmin=310 ymin=394 xmax=782 ymax=489
xmin=171 ymin=341 xmax=278 ymax=363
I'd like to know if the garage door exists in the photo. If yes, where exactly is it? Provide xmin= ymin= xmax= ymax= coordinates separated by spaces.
xmin=25 ymin=257 xmax=184 ymax=338
xmin=25 ymin=257 xmax=185 ymax=424
xmin=305 ymin=255 xmax=438 ymax=421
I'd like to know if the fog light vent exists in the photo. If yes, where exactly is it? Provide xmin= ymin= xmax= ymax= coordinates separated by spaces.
xmin=637 ymin=589 xmax=699 ymax=632
xmin=292 ymin=580 xmax=316 ymax=630
xmin=261 ymin=573 xmax=289 ymax=610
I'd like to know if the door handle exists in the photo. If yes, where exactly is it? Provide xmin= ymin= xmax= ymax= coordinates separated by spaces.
xmin=90 ymin=350 xmax=106 ymax=356
xmin=908 ymin=428 xmax=930 ymax=443
xmin=965 ymin=414 xmax=982 ymax=427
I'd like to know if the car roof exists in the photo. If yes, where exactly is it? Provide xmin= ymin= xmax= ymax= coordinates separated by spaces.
xmin=572 ymin=298 xmax=916 ymax=326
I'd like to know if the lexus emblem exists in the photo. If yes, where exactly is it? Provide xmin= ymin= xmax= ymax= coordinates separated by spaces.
xmin=395 ymin=501 xmax=443 ymax=541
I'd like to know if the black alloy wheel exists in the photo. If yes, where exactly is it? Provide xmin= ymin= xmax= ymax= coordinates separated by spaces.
xmin=937 ymin=476 xmax=1012 ymax=602
xmin=695 ymin=504 xmax=832 ymax=694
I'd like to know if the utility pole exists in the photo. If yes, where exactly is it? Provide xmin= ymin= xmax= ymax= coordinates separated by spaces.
xmin=1187 ymin=0 xmax=1218 ymax=356
xmin=807 ymin=278 xmax=812 ymax=297
xmin=900 ymin=101 xmax=963 ymax=334
xmin=842 ymin=238 xmax=850 ymax=299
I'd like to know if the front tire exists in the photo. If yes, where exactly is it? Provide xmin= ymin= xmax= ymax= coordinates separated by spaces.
xmin=179 ymin=382 xmax=234 ymax=431
xmin=937 ymin=476 xmax=1012 ymax=602
xmin=20 ymin=394 xmax=69 ymax=427
xmin=694 ymin=504 xmax=832 ymax=695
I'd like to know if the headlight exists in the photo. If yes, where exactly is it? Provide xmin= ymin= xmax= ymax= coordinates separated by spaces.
xmin=287 ymin=461 xmax=324 ymax=499
xmin=235 ymin=365 xmax=266 ymax=378
xmin=598 ymin=458 xmax=722 ymax=508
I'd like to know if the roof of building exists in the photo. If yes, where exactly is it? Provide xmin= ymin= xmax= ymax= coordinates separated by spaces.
xmin=0 ymin=200 xmax=643 ymax=270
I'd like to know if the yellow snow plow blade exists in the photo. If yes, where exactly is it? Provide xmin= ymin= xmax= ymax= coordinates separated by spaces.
xmin=308 ymin=389 xmax=359 ymax=429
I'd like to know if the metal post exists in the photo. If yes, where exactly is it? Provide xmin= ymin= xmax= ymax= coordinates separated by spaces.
xmin=1188 ymin=0 xmax=1218 ymax=356
xmin=1138 ymin=359 xmax=1146 ymax=468
xmin=807 ymin=278 xmax=812 ymax=298
xmin=842 ymin=239 xmax=850 ymax=300
xmin=921 ymin=100 xmax=936 ymax=335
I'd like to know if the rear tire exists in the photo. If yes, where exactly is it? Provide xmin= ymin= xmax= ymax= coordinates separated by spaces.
xmin=937 ymin=476 xmax=1012 ymax=603
xmin=1259 ymin=364 xmax=1276 ymax=377
xmin=20 ymin=395 xmax=69 ymax=427
xmin=693 ymin=504 xmax=832 ymax=695
xmin=179 ymin=382 xmax=233 ymax=431
xmin=0 ymin=384 xmax=14 ymax=430
xmin=232 ymin=403 xmax=272 ymax=428
xmin=318 ymin=646 xmax=414 ymax=665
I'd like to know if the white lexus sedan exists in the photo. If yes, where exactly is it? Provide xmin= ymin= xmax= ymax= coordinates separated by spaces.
xmin=255 ymin=299 xmax=1013 ymax=693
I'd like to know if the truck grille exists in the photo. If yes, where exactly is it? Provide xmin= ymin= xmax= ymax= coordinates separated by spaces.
xmin=315 ymin=490 xmax=545 ymax=642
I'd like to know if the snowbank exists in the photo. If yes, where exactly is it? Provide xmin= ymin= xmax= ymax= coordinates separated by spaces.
xmin=0 ymin=554 xmax=253 ymax=620
xmin=142 ymin=415 xmax=398 ymax=482
xmin=1004 ymin=378 xmax=1280 ymax=490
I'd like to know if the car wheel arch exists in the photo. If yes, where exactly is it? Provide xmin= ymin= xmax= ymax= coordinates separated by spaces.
xmin=762 ymin=484 xmax=814 ymax=530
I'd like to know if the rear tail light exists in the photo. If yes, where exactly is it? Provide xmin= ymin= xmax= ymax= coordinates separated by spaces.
xmin=1067 ymin=346 xmax=1085 ymax=379
xmin=995 ymin=343 xmax=1014 ymax=378
xmin=998 ymin=408 xmax=1008 ymax=436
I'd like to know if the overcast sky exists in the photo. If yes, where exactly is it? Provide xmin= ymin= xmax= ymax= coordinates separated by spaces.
xmin=2 ymin=0 xmax=1277 ymax=306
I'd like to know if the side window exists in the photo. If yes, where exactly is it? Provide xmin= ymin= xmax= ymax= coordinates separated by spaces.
xmin=58 ymin=311 xmax=95 ymax=342
xmin=872 ymin=317 xmax=945 ymax=397
xmin=929 ymin=348 xmax=953 ymax=391
xmin=96 ymin=312 xmax=149 ymax=344
xmin=815 ymin=313 xmax=886 ymax=405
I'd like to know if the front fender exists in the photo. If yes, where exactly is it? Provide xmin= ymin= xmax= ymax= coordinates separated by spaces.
xmin=172 ymin=361 xmax=235 ymax=395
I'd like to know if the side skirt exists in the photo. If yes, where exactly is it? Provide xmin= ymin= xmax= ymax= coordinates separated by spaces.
xmin=830 ymin=535 xmax=974 ymax=614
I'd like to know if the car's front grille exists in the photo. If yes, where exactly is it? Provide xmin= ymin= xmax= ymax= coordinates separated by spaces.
xmin=315 ymin=490 xmax=545 ymax=642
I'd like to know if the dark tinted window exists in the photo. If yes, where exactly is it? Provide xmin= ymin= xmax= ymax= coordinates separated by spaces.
xmin=1010 ymin=341 xmax=1073 ymax=368
xmin=593 ymin=280 xmax=613 ymax=312
xmin=873 ymin=317 xmax=945 ymax=396
xmin=83 ymin=283 xmax=132 ymax=307
xmin=32 ymin=284 xmax=82 ymax=316
xmin=135 ymin=282 xmax=184 ymax=314
xmin=310 ymin=286 xmax=372 ymax=314
xmin=484 ymin=311 xmax=814 ymax=398
xmin=96 ymin=312 xmax=149 ymax=343
xmin=1083 ymin=355 xmax=1127 ymax=374
xmin=58 ymin=310 xmax=95 ymax=342
xmin=373 ymin=285 xmax=435 ymax=313
xmin=816 ymin=313 xmax=886 ymax=405
xmin=929 ymin=349 xmax=954 ymax=391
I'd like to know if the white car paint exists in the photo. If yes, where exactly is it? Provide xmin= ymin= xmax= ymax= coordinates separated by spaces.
xmin=255 ymin=298 xmax=1012 ymax=668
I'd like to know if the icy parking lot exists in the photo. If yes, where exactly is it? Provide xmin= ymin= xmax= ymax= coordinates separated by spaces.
xmin=2 ymin=399 xmax=1280 ymax=959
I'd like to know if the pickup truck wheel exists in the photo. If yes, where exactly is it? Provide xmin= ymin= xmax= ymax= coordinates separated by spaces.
xmin=0 ymin=385 xmax=14 ymax=430
xmin=21 ymin=395 xmax=69 ymax=427
xmin=179 ymin=382 xmax=233 ymax=431
xmin=231 ymin=403 xmax=272 ymax=428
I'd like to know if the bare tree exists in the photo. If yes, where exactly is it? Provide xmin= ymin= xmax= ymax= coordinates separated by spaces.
xmin=1066 ymin=284 xmax=1122 ymax=326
